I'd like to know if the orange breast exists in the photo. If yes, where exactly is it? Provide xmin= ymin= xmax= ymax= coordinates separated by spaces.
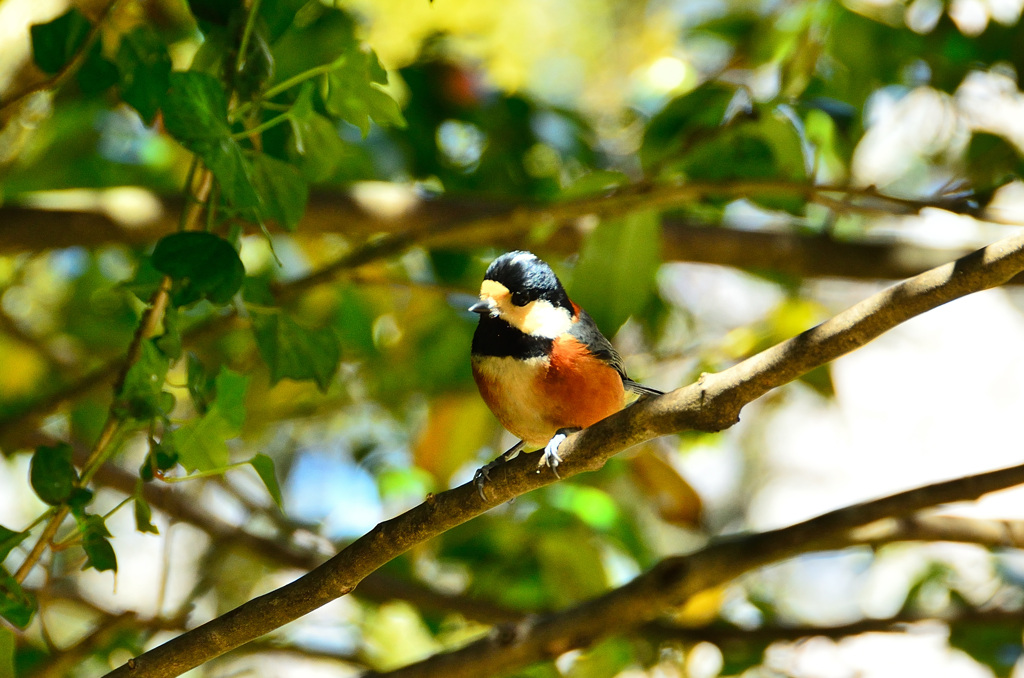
xmin=539 ymin=335 xmax=625 ymax=432
xmin=472 ymin=336 xmax=626 ymax=448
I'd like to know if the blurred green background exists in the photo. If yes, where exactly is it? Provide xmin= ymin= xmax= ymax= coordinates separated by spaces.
xmin=2 ymin=0 xmax=1024 ymax=676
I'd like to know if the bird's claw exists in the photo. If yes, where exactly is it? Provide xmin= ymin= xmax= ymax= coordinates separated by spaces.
xmin=540 ymin=432 xmax=568 ymax=478
xmin=473 ymin=461 xmax=498 ymax=501
xmin=474 ymin=440 xmax=526 ymax=502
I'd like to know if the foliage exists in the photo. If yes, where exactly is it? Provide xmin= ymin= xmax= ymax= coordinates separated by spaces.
xmin=0 ymin=0 xmax=1023 ymax=676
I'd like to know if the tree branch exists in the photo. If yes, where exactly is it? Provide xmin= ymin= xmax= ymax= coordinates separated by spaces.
xmin=102 ymin=230 xmax=1024 ymax=677
xmin=372 ymin=462 xmax=1024 ymax=678
xmin=81 ymin=452 xmax=524 ymax=624
xmin=643 ymin=608 xmax=1024 ymax=646
xmin=0 ymin=181 xmax=1002 ymax=278
xmin=0 ymin=178 xmax=1011 ymax=449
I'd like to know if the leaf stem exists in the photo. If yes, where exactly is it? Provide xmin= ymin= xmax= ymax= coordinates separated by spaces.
xmin=160 ymin=461 xmax=252 ymax=483
xmin=231 ymin=111 xmax=292 ymax=139
xmin=233 ymin=58 xmax=344 ymax=120
xmin=12 ymin=170 xmax=215 ymax=585
xmin=234 ymin=0 xmax=263 ymax=79
xmin=52 ymin=496 xmax=133 ymax=549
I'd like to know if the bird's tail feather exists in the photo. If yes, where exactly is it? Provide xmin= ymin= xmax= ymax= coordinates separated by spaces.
xmin=625 ymin=379 xmax=663 ymax=397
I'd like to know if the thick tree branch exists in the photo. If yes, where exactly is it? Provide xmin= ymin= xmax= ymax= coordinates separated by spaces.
xmin=0 ymin=181 xmax=1009 ymax=448
xmin=373 ymin=463 xmax=1024 ymax=678
xmin=102 ymin=230 xmax=1024 ymax=677
xmin=854 ymin=514 xmax=1024 ymax=549
xmin=0 ymin=181 xmax=1000 ymax=280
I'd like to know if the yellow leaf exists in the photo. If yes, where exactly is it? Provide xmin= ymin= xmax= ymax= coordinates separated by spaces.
xmin=414 ymin=393 xmax=494 ymax=485
xmin=627 ymin=446 xmax=703 ymax=529
xmin=672 ymin=585 xmax=726 ymax=627
xmin=0 ymin=338 xmax=47 ymax=398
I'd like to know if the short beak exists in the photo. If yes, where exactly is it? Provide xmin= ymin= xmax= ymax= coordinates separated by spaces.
xmin=469 ymin=298 xmax=494 ymax=314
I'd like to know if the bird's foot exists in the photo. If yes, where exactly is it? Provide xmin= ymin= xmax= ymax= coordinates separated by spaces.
xmin=539 ymin=428 xmax=580 ymax=479
xmin=474 ymin=440 xmax=525 ymax=501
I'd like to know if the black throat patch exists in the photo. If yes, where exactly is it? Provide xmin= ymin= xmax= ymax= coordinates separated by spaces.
xmin=471 ymin=314 xmax=552 ymax=359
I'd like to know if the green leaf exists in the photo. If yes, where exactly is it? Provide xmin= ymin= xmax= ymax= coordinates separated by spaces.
xmin=570 ymin=210 xmax=661 ymax=335
xmin=559 ymin=170 xmax=628 ymax=201
xmin=79 ymin=515 xmax=117 ymax=572
xmin=186 ymin=352 xmax=212 ymax=412
xmin=0 ymin=569 xmax=36 ymax=629
xmin=323 ymin=51 xmax=405 ymax=136
xmin=162 ymin=72 xmax=260 ymax=207
xmin=949 ymin=617 xmax=1023 ymax=678
xmin=155 ymin=305 xmax=182 ymax=360
xmin=152 ymin=232 xmax=246 ymax=306
xmin=167 ymin=367 xmax=248 ymax=473
xmin=364 ymin=85 xmax=406 ymax=129
xmin=116 ymin=26 xmax=172 ymax=124
xmin=249 ymin=454 xmax=283 ymax=506
xmin=139 ymin=443 xmax=179 ymax=482
xmin=211 ymin=367 xmax=249 ymax=432
xmin=134 ymin=496 xmax=159 ymax=535
xmin=188 ymin=0 xmax=243 ymax=27
xmin=966 ymin=132 xmax=1023 ymax=191
xmin=76 ymin=43 xmax=118 ymax=94
xmin=0 ymin=527 xmax=28 ymax=565
xmin=29 ymin=443 xmax=78 ymax=506
xmin=677 ymin=107 xmax=808 ymax=195
xmin=124 ymin=255 xmax=165 ymax=302
xmin=251 ymin=309 xmax=340 ymax=391
xmin=287 ymin=112 xmax=347 ymax=182
xmin=640 ymin=83 xmax=738 ymax=170
xmin=334 ymin=285 xmax=377 ymax=355
xmin=565 ymin=637 xmax=634 ymax=678
xmin=166 ymin=413 xmax=232 ymax=472
xmin=115 ymin=340 xmax=171 ymax=419
xmin=67 ymin=488 xmax=94 ymax=513
xmin=161 ymin=71 xmax=230 ymax=140
xmin=30 ymin=8 xmax=91 ymax=74
xmin=250 ymin=153 xmax=309 ymax=231
xmin=198 ymin=137 xmax=262 ymax=209
xmin=259 ymin=0 xmax=310 ymax=42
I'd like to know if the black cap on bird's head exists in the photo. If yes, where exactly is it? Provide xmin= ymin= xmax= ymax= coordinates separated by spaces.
xmin=470 ymin=251 xmax=577 ymax=343
xmin=478 ymin=251 xmax=572 ymax=311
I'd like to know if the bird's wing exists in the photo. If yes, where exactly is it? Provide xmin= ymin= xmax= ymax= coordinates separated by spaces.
xmin=570 ymin=309 xmax=664 ymax=398
xmin=624 ymin=379 xmax=663 ymax=397
xmin=569 ymin=308 xmax=627 ymax=377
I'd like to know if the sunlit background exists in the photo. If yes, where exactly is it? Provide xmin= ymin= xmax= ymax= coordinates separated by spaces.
xmin=3 ymin=0 xmax=1024 ymax=676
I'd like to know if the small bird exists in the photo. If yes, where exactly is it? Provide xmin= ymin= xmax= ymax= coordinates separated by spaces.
xmin=469 ymin=251 xmax=662 ymax=496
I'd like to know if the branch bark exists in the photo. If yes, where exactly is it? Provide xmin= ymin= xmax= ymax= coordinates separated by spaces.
xmin=102 ymin=230 xmax=1024 ymax=677
xmin=0 ymin=180 xmax=1009 ymax=449
xmin=372 ymin=463 xmax=1024 ymax=678
xmin=0 ymin=182 xmax=1002 ymax=281
xmin=644 ymin=609 xmax=1024 ymax=646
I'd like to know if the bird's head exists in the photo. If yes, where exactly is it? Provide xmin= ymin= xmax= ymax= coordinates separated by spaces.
xmin=469 ymin=251 xmax=575 ymax=338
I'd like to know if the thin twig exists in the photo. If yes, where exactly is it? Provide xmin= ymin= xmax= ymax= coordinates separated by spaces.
xmin=13 ymin=170 xmax=212 ymax=584
xmin=372 ymin=462 xmax=1024 ymax=678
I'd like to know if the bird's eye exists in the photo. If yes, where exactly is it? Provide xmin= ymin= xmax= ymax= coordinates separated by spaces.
xmin=511 ymin=291 xmax=529 ymax=306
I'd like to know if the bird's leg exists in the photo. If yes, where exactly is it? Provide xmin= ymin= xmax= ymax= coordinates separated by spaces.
xmin=474 ymin=439 xmax=526 ymax=500
xmin=540 ymin=427 xmax=580 ymax=478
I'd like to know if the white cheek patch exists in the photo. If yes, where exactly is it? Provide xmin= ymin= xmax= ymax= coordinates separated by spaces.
xmin=518 ymin=299 xmax=573 ymax=338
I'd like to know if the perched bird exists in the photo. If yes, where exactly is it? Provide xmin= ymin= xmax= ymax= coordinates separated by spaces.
xmin=469 ymin=251 xmax=662 ymax=495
